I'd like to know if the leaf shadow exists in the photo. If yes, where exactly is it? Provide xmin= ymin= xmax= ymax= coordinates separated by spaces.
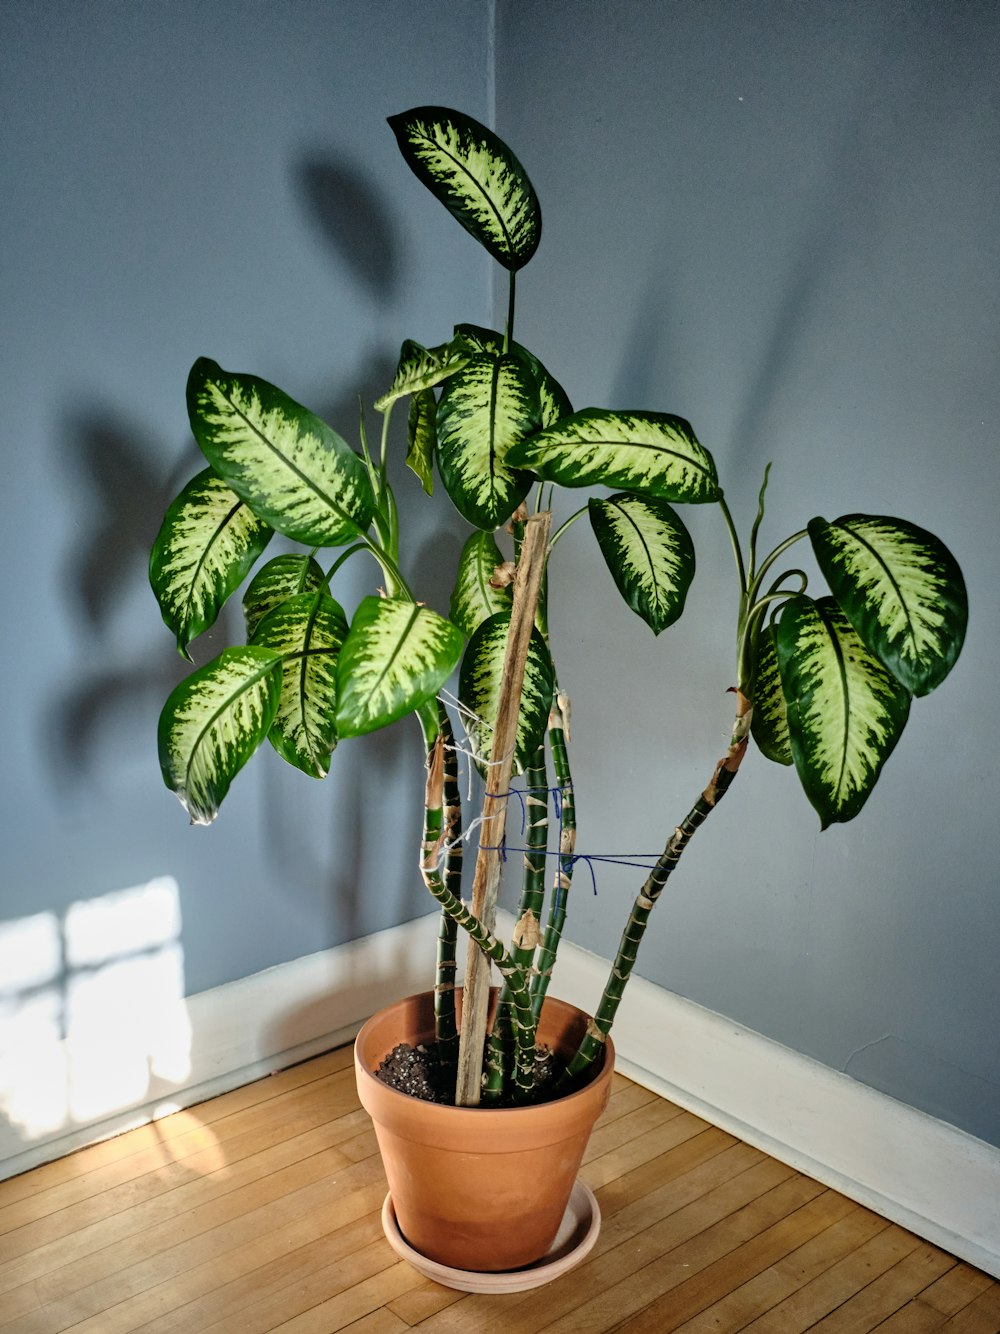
xmin=294 ymin=150 xmax=401 ymax=302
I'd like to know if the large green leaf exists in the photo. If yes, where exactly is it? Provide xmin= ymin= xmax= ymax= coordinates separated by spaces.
xmin=507 ymin=408 xmax=720 ymax=503
xmin=243 ymin=552 xmax=326 ymax=639
xmin=389 ymin=106 xmax=541 ymax=271
xmin=374 ymin=337 xmax=469 ymax=413
xmin=809 ymin=514 xmax=967 ymax=697
xmin=149 ymin=467 xmax=273 ymax=659
xmin=406 ymin=388 xmax=437 ymax=496
xmin=335 ymin=596 xmax=464 ymax=737
xmin=450 ymin=530 xmax=513 ymax=639
xmin=775 ymin=595 xmax=911 ymax=827
xmin=750 ymin=624 xmax=793 ymax=766
xmin=158 ymin=646 xmax=282 ymax=825
xmin=588 ymin=492 xmax=695 ymax=635
xmin=436 ymin=352 xmax=539 ymax=529
xmin=454 ymin=324 xmax=572 ymax=426
xmin=250 ymin=590 xmax=348 ymax=777
xmin=458 ymin=610 xmax=555 ymax=776
xmin=187 ymin=358 xmax=375 ymax=546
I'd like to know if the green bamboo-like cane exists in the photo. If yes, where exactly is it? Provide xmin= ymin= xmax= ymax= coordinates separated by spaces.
xmin=558 ymin=690 xmax=753 ymax=1089
xmin=482 ymin=741 xmax=549 ymax=1102
xmin=433 ymin=703 xmax=462 ymax=1072
xmin=530 ymin=690 xmax=575 ymax=1020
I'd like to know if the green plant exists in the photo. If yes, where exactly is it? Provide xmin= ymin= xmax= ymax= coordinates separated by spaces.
xmin=151 ymin=107 xmax=967 ymax=1108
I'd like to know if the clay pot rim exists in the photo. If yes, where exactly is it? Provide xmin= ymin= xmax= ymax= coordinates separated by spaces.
xmin=354 ymin=992 xmax=614 ymax=1126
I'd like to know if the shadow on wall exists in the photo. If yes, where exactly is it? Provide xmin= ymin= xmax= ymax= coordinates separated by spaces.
xmin=0 ymin=877 xmax=191 ymax=1170
xmin=296 ymin=151 xmax=400 ymax=303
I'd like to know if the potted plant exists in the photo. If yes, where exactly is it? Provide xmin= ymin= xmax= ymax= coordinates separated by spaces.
xmin=150 ymin=107 xmax=967 ymax=1286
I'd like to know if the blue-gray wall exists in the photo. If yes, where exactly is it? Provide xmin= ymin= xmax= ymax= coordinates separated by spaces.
xmin=3 ymin=1 xmax=998 ymax=1149
xmin=1 ymin=0 xmax=492 ymax=1000
xmin=495 ymin=0 xmax=1000 ymax=1146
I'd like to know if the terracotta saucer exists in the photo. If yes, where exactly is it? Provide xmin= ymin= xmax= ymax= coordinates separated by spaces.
xmin=380 ymin=1178 xmax=601 ymax=1294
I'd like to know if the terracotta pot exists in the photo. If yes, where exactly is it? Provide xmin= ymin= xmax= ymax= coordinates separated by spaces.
xmin=353 ymin=989 xmax=614 ymax=1273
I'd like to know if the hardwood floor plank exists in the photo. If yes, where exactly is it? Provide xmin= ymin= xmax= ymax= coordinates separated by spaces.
xmin=807 ymin=1244 xmax=958 ymax=1332
xmin=0 ymin=1046 xmax=995 ymax=1334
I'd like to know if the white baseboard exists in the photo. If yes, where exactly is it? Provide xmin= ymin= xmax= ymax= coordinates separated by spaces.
xmin=4 ymin=910 xmax=998 ymax=1282
xmin=0 ymin=913 xmax=441 ymax=1183
xmin=536 ymin=921 xmax=1000 ymax=1280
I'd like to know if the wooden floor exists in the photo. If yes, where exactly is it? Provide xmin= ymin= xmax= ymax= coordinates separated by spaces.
xmin=1 ymin=1047 xmax=998 ymax=1334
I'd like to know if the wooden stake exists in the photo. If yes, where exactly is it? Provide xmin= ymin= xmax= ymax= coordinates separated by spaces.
xmin=454 ymin=510 xmax=552 ymax=1106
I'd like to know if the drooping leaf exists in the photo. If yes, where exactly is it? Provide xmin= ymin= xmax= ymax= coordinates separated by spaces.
xmin=149 ymin=468 xmax=273 ymax=659
xmin=507 ymin=408 xmax=720 ymax=503
xmin=436 ymin=352 xmax=539 ymax=529
xmin=406 ymin=388 xmax=437 ymax=496
xmin=775 ymin=595 xmax=911 ymax=827
xmin=750 ymin=624 xmax=793 ymax=766
xmin=450 ymin=530 xmax=513 ymax=639
xmin=335 ymin=596 xmax=464 ymax=737
xmin=389 ymin=106 xmax=541 ymax=271
xmin=808 ymin=514 xmax=967 ymax=697
xmin=458 ymin=610 xmax=555 ymax=775
xmin=243 ymin=552 xmax=326 ymax=639
xmin=454 ymin=324 xmax=572 ymax=426
xmin=187 ymin=358 xmax=375 ymax=546
xmin=250 ymin=590 xmax=348 ymax=777
xmin=157 ymin=646 xmax=282 ymax=825
xmin=588 ymin=493 xmax=695 ymax=635
xmin=374 ymin=337 xmax=469 ymax=413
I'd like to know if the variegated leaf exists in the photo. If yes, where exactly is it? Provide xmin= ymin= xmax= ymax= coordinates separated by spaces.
xmin=335 ymin=596 xmax=464 ymax=737
xmin=450 ymin=530 xmax=513 ymax=639
xmin=187 ymin=358 xmax=375 ymax=546
xmin=243 ymin=552 xmax=326 ymax=639
xmin=158 ymin=646 xmax=282 ymax=826
xmin=588 ymin=492 xmax=695 ymax=635
xmin=507 ymin=409 xmax=720 ymax=503
xmin=458 ymin=610 xmax=554 ymax=775
xmin=149 ymin=467 xmax=273 ymax=659
xmin=809 ymin=514 xmax=967 ymax=697
xmin=436 ymin=353 xmax=539 ymax=529
xmin=776 ymin=595 xmax=911 ymax=827
xmin=750 ymin=624 xmax=792 ymax=766
xmin=406 ymin=387 xmax=436 ymax=496
xmin=389 ymin=106 xmax=541 ymax=271
xmin=250 ymin=590 xmax=348 ymax=777
xmin=454 ymin=324 xmax=572 ymax=426
xmin=374 ymin=337 xmax=469 ymax=413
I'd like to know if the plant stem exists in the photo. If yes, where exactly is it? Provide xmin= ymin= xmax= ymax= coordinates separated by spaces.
xmin=531 ymin=688 xmax=576 ymax=1019
xmin=505 ymin=269 xmax=516 ymax=351
xmin=558 ymin=689 xmax=753 ymax=1089
xmin=483 ymin=741 xmax=549 ymax=1102
xmin=433 ymin=702 xmax=462 ymax=1074
xmin=548 ymin=504 xmax=589 ymax=552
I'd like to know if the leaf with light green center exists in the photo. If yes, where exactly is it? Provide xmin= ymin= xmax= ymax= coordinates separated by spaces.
xmin=187 ymin=358 xmax=375 ymax=547
xmin=149 ymin=468 xmax=273 ymax=659
xmin=458 ymin=611 xmax=554 ymax=776
xmin=750 ymin=625 xmax=792 ymax=766
xmin=588 ymin=493 xmax=695 ymax=634
xmin=436 ymin=352 xmax=539 ymax=529
xmin=450 ymin=530 xmax=513 ymax=639
xmin=243 ymin=552 xmax=326 ymax=639
xmin=454 ymin=324 xmax=572 ymax=426
xmin=776 ymin=595 xmax=911 ymax=827
xmin=158 ymin=646 xmax=282 ymax=825
xmin=389 ymin=106 xmax=541 ymax=271
xmin=406 ymin=388 xmax=437 ymax=495
xmin=809 ymin=514 xmax=966 ymax=697
xmin=250 ymin=591 xmax=348 ymax=777
xmin=374 ymin=338 xmax=469 ymax=413
xmin=507 ymin=408 xmax=720 ymax=503
xmin=335 ymin=596 xmax=464 ymax=737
